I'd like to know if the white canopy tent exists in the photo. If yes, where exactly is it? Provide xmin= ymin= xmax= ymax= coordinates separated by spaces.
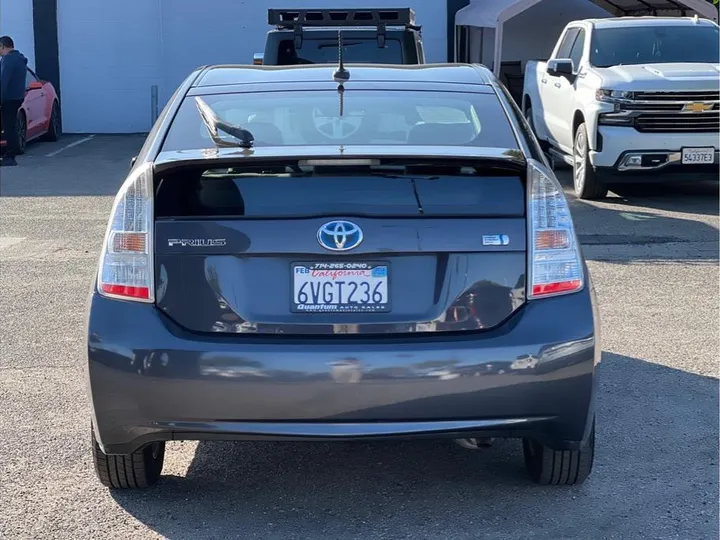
xmin=455 ymin=0 xmax=719 ymax=76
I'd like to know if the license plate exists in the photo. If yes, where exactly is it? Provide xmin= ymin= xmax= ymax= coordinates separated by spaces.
xmin=681 ymin=147 xmax=716 ymax=164
xmin=292 ymin=262 xmax=390 ymax=313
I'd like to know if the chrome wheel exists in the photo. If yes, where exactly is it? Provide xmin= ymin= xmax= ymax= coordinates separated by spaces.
xmin=573 ymin=128 xmax=586 ymax=192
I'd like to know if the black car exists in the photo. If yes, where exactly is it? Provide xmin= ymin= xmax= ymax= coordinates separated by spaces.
xmin=87 ymin=61 xmax=599 ymax=489
xmin=255 ymin=8 xmax=425 ymax=65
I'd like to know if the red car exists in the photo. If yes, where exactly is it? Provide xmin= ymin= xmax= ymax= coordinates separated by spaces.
xmin=0 ymin=68 xmax=61 ymax=153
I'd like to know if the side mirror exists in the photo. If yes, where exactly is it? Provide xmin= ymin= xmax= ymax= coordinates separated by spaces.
xmin=547 ymin=59 xmax=574 ymax=78
xmin=130 ymin=156 xmax=137 ymax=169
xmin=253 ymin=53 xmax=264 ymax=65
xmin=27 ymin=81 xmax=43 ymax=91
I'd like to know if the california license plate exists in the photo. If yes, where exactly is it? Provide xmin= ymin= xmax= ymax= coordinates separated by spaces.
xmin=681 ymin=147 xmax=715 ymax=164
xmin=292 ymin=262 xmax=390 ymax=313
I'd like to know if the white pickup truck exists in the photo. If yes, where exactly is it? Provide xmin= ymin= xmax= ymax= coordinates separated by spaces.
xmin=522 ymin=16 xmax=719 ymax=199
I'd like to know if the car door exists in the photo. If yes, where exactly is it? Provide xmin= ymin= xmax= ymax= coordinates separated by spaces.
xmin=541 ymin=27 xmax=579 ymax=147
xmin=23 ymin=69 xmax=45 ymax=138
xmin=554 ymin=28 xmax=587 ymax=152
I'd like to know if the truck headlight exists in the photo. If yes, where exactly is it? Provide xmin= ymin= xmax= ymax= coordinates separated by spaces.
xmin=595 ymin=89 xmax=634 ymax=103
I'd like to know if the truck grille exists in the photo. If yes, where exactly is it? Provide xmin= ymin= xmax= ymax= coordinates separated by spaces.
xmin=634 ymin=90 xmax=720 ymax=102
xmin=623 ymin=91 xmax=720 ymax=133
xmin=634 ymin=110 xmax=720 ymax=133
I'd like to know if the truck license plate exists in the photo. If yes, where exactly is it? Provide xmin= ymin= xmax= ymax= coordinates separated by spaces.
xmin=681 ymin=148 xmax=715 ymax=165
xmin=292 ymin=262 xmax=390 ymax=313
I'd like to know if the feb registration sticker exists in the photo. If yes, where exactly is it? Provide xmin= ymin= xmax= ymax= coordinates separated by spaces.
xmin=292 ymin=262 xmax=390 ymax=313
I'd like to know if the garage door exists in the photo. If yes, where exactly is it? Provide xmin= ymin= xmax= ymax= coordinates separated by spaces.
xmin=58 ymin=0 xmax=447 ymax=134
xmin=0 ymin=0 xmax=35 ymax=71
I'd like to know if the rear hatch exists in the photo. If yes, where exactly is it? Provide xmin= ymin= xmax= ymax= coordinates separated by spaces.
xmin=153 ymin=156 xmax=527 ymax=335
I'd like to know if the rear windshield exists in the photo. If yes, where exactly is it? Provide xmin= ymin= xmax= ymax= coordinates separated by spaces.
xmin=162 ymin=90 xmax=519 ymax=151
xmin=590 ymin=25 xmax=720 ymax=68
xmin=277 ymin=38 xmax=403 ymax=65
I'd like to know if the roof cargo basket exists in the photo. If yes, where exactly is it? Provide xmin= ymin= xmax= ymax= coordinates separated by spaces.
xmin=268 ymin=8 xmax=419 ymax=48
xmin=268 ymin=8 xmax=417 ymax=28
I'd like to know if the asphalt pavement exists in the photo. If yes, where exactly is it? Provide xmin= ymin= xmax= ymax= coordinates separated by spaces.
xmin=0 ymin=135 xmax=718 ymax=540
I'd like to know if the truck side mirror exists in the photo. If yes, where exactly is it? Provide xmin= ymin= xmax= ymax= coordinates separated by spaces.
xmin=547 ymin=59 xmax=574 ymax=78
xmin=253 ymin=53 xmax=264 ymax=65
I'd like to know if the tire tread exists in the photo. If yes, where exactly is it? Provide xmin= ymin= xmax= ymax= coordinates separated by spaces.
xmin=523 ymin=421 xmax=595 ymax=486
xmin=91 ymin=429 xmax=164 ymax=489
xmin=574 ymin=123 xmax=608 ymax=200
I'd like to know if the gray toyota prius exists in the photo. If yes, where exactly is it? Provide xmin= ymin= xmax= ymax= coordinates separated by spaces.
xmin=87 ymin=62 xmax=600 ymax=489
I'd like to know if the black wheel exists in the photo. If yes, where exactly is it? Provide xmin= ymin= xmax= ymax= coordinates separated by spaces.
xmin=91 ymin=427 xmax=165 ymax=489
xmin=573 ymin=123 xmax=607 ymax=200
xmin=16 ymin=111 xmax=27 ymax=155
xmin=42 ymin=102 xmax=61 ymax=142
xmin=522 ymin=420 xmax=595 ymax=485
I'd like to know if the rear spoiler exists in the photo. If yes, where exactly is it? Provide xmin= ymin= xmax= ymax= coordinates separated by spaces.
xmin=267 ymin=8 xmax=420 ymax=48
xmin=153 ymin=147 xmax=527 ymax=174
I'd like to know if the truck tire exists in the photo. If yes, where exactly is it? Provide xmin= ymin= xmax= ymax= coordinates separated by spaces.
xmin=573 ymin=123 xmax=607 ymax=199
xmin=522 ymin=420 xmax=595 ymax=485
xmin=92 ymin=427 xmax=165 ymax=489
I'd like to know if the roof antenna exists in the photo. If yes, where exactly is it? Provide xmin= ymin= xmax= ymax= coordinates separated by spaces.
xmin=333 ymin=31 xmax=349 ymax=118
xmin=333 ymin=31 xmax=350 ymax=84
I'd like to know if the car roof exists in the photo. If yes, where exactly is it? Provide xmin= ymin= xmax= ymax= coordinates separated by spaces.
xmin=587 ymin=16 xmax=718 ymax=29
xmin=194 ymin=64 xmax=494 ymax=88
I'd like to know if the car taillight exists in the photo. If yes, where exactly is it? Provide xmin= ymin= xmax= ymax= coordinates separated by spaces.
xmin=527 ymin=160 xmax=583 ymax=299
xmin=97 ymin=163 xmax=154 ymax=302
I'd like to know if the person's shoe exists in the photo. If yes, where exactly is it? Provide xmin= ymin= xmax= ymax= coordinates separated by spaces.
xmin=0 ymin=157 xmax=18 ymax=167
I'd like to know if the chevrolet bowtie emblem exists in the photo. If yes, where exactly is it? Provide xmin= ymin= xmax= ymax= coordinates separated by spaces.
xmin=683 ymin=102 xmax=714 ymax=113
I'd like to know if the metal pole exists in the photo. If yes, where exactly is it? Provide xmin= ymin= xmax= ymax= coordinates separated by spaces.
xmin=479 ymin=27 xmax=484 ymax=65
xmin=150 ymin=85 xmax=159 ymax=126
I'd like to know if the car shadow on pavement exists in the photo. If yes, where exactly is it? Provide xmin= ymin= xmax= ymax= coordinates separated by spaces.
xmin=0 ymin=135 xmax=145 ymax=197
xmin=608 ymin=182 xmax=719 ymax=217
xmin=111 ymin=352 xmax=718 ymax=540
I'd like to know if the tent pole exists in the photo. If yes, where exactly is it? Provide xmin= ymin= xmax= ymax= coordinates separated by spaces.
xmin=479 ymin=27 xmax=484 ymax=66
xmin=493 ymin=21 xmax=503 ymax=76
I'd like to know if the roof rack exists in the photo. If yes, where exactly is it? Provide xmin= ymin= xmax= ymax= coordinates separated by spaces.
xmin=268 ymin=8 xmax=419 ymax=48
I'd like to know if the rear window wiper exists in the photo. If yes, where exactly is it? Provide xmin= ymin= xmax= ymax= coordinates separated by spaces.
xmin=195 ymin=97 xmax=254 ymax=149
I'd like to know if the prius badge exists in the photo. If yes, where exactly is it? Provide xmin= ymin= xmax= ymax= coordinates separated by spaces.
xmin=168 ymin=238 xmax=226 ymax=248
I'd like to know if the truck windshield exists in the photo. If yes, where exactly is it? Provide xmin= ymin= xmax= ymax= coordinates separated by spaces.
xmin=161 ymin=90 xmax=519 ymax=151
xmin=590 ymin=25 xmax=720 ymax=68
xmin=278 ymin=38 xmax=403 ymax=65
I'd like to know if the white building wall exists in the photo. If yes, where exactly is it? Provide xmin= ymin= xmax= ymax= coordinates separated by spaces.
xmin=57 ymin=0 xmax=164 ymax=133
xmin=0 ymin=0 xmax=36 ymax=71
xmin=57 ymin=0 xmax=447 ymax=134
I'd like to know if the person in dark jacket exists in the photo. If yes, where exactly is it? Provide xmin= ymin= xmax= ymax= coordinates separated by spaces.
xmin=0 ymin=36 xmax=28 ymax=167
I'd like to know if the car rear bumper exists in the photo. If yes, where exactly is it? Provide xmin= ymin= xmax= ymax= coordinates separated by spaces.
xmin=87 ymin=284 xmax=600 ymax=455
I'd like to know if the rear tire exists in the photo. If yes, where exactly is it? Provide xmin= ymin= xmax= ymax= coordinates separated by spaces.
xmin=522 ymin=420 xmax=595 ymax=485
xmin=42 ymin=102 xmax=61 ymax=142
xmin=573 ymin=123 xmax=607 ymax=200
xmin=91 ymin=427 xmax=165 ymax=489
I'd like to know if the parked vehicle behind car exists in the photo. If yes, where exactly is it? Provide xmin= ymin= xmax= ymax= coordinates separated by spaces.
xmin=254 ymin=8 xmax=425 ymax=65
xmin=87 ymin=61 xmax=599 ymax=490
xmin=0 ymin=68 xmax=61 ymax=154
xmin=523 ymin=16 xmax=720 ymax=199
